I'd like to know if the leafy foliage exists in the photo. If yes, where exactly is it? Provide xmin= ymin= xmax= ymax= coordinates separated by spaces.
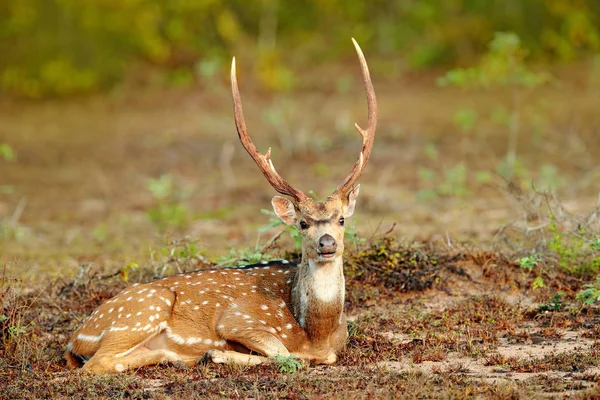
xmin=215 ymin=247 xmax=272 ymax=268
xmin=0 ymin=143 xmax=15 ymax=162
xmin=1 ymin=2 xmax=600 ymax=97
xmin=260 ymin=209 xmax=303 ymax=250
xmin=119 ymin=262 xmax=138 ymax=282
xmin=519 ymin=254 xmax=541 ymax=271
xmin=576 ymin=275 xmax=600 ymax=305
xmin=274 ymin=355 xmax=303 ymax=374
xmin=547 ymin=215 xmax=600 ymax=275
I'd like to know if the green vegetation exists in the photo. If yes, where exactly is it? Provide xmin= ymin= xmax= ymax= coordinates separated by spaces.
xmin=519 ymin=254 xmax=541 ymax=271
xmin=146 ymin=174 xmax=191 ymax=232
xmin=2 ymin=1 xmax=600 ymax=97
xmin=274 ymin=355 xmax=303 ymax=374
xmin=547 ymin=215 xmax=600 ymax=275
xmin=438 ymin=32 xmax=554 ymax=183
xmin=260 ymin=209 xmax=303 ymax=250
xmin=576 ymin=275 xmax=600 ymax=305
xmin=0 ymin=144 xmax=15 ymax=162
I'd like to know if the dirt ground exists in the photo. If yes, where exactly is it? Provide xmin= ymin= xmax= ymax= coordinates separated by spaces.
xmin=0 ymin=67 xmax=599 ymax=398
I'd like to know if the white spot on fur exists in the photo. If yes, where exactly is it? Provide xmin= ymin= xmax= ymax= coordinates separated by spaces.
xmin=185 ymin=337 xmax=204 ymax=345
xmin=77 ymin=332 xmax=104 ymax=342
xmin=109 ymin=326 xmax=129 ymax=332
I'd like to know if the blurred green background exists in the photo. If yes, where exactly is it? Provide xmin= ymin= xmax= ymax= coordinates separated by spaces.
xmin=1 ymin=0 xmax=599 ymax=97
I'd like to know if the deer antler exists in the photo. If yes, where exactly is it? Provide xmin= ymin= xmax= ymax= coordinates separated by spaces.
xmin=334 ymin=38 xmax=378 ymax=197
xmin=230 ymin=58 xmax=308 ymax=202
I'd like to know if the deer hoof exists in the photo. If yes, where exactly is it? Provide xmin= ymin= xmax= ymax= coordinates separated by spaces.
xmin=200 ymin=349 xmax=227 ymax=364
xmin=171 ymin=360 xmax=187 ymax=370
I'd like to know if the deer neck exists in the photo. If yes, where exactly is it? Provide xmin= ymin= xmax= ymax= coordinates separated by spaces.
xmin=291 ymin=254 xmax=345 ymax=341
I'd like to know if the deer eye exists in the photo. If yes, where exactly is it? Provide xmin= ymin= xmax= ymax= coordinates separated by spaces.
xmin=299 ymin=221 xmax=308 ymax=230
xmin=339 ymin=217 xmax=345 ymax=226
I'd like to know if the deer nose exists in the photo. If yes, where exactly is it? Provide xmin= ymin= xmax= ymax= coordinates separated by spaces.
xmin=318 ymin=234 xmax=337 ymax=254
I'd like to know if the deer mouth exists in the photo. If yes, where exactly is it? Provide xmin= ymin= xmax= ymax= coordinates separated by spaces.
xmin=317 ymin=251 xmax=336 ymax=260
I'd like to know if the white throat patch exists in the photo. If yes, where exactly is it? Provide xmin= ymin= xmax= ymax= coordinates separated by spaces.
xmin=307 ymin=258 xmax=344 ymax=303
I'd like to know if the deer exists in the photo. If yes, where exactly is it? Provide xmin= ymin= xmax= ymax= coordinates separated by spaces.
xmin=65 ymin=38 xmax=377 ymax=373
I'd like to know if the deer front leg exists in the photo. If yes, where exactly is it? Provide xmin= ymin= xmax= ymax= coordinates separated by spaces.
xmin=204 ymin=319 xmax=291 ymax=366
xmin=202 ymin=350 xmax=271 ymax=366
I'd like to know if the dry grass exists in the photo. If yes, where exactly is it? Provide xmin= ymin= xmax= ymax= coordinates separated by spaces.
xmin=1 ymin=238 xmax=599 ymax=398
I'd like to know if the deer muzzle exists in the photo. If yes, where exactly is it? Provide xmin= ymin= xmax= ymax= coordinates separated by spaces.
xmin=317 ymin=234 xmax=337 ymax=259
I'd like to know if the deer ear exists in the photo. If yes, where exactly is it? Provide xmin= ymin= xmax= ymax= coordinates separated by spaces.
xmin=342 ymin=185 xmax=360 ymax=218
xmin=272 ymin=196 xmax=297 ymax=225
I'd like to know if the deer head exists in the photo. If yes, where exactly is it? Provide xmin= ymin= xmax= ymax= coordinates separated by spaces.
xmin=230 ymin=38 xmax=377 ymax=267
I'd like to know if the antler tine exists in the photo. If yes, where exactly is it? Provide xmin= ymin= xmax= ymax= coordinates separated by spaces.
xmin=335 ymin=38 xmax=378 ymax=196
xmin=231 ymin=58 xmax=307 ymax=202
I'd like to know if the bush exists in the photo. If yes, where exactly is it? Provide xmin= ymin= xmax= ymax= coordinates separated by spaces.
xmin=1 ymin=1 xmax=599 ymax=97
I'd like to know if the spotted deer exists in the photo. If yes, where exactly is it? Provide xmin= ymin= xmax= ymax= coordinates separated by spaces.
xmin=65 ymin=38 xmax=377 ymax=373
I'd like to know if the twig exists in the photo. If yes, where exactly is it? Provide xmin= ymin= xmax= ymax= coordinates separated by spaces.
xmin=9 ymin=197 xmax=26 ymax=226
xmin=381 ymin=222 xmax=396 ymax=237
xmin=445 ymin=231 xmax=453 ymax=248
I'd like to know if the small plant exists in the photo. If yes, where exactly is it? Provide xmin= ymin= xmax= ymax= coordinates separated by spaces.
xmin=216 ymin=247 xmax=272 ymax=267
xmin=576 ymin=275 xmax=600 ymax=305
xmin=0 ymin=143 xmax=16 ymax=162
xmin=518 ymin=254 xmax=545 ymax=289
xmin=416 ymin=162 xmax=473 ymax=200
xmin=519 ymin=254 xmax=541 ymax=270
xmin=149 ymin=238 xmax=207 ymax=277
xmin=547 ymin=215 xmax=600 ymax=275
xmin=260 ymin=209 xmax=303 ymax=250
xmin=452 ymin=108 xmax=479 ymax=134
xmin=119 ymin=263 xmax=139 ymax=282
xmin=537 ymin=292 xmax=565 ymax=312
xmin=146 ymin=174 xmax=191 ymax=232
xmin=274 ymin=355 xmax=303 ymax=374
